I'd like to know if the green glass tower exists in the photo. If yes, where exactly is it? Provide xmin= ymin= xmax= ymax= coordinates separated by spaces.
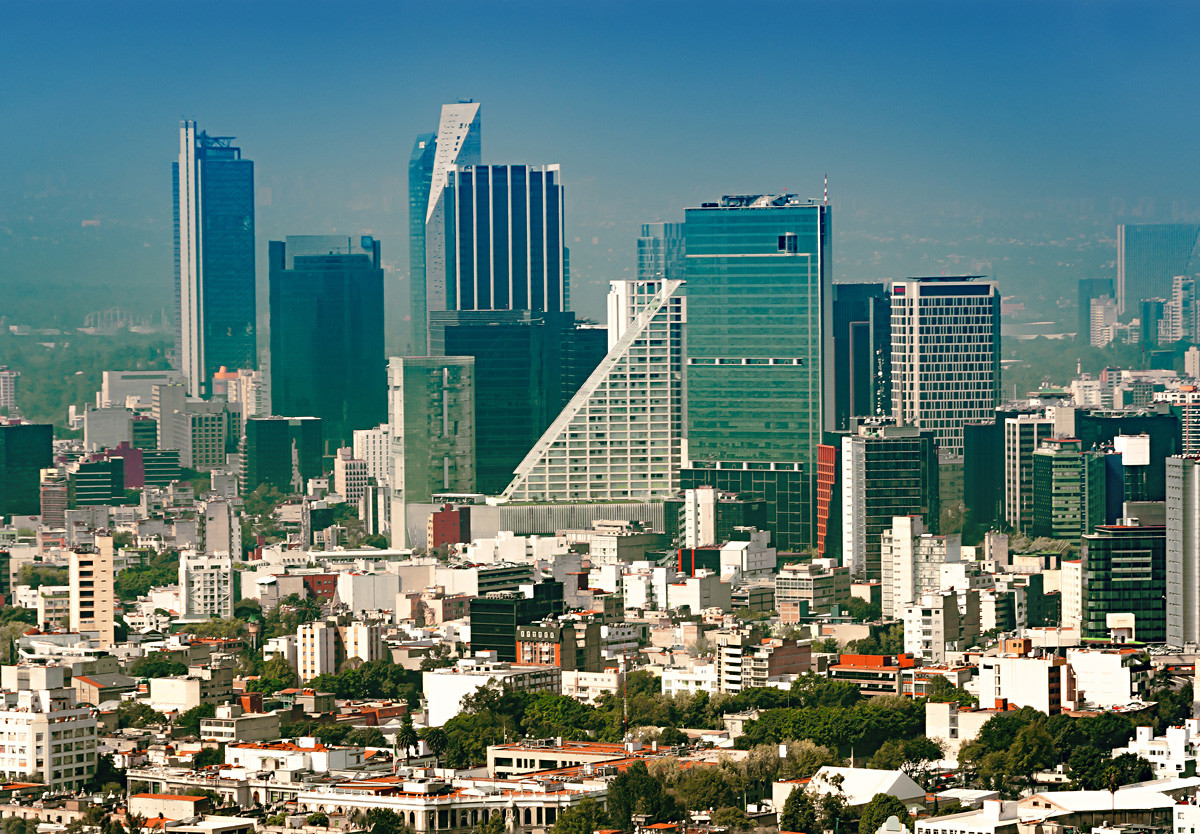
xmin=1081 ymin=521 xmax=1166 ymax=643
xmin=680 ymin=195 xmax=832 ymax=551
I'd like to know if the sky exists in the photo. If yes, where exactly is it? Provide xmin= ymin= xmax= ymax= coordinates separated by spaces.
xmin=3 ymin=0 xmax=1200 ymax=341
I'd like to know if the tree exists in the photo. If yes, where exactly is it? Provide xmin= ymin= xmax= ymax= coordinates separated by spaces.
xmin=306 ymin=814 xmax=329 ymax=828
xmin=117 ymin=700 xmax=165 ymax=729
xmin=778 ymin=786 xmax=816 ymax=834
xmin=605 ymin=761 xmax=684 ymax=830
xmin=421 ymin=727 xmax=448 ymax=761
xmin=551 ymin=799 xmax=609 ymax=834
xmin=674 ymin=766 xmax=737 ymax=812
xmin=364 ymin=809 xmax=412 ymax=834
xmin=175 ymin=703 xmax=216 ymax=736
xmin=128 ymin=652 xmax=188 ymax=679
xmin=924 ymin=676 xmax=977 ymax=707
xmin=346 ymin=727 xmax=387 ymax=748
xmin=869 ymin=736 xmax=946 ymax=783
xmin=842 ymin=596 xmax=882 ymax=622
xmin=471 ymin=814 xmax=505 ymax=834
xmin=397 ymin=715 xmax=419 ymax=764
xmin=780 ymin=740 xmax=841 ymax=780
xmin=709 ymin=807 xmax=751 ymax=831
xmin=1007 ymin=723 xmax=1056 ymax=787
xmin=858 ymin=793 xmax=910 ymax=834
xmin=194 ymin=746 xmax=223 ymax=769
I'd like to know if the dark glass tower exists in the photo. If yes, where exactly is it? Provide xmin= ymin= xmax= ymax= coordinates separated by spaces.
xmin=268 ymin=235 xmax=386 ymax=451
xmin=240 ymin=416 xmax=324 ymax=494
xmin=1081 ymin=522 xmax=1166 ymax=643
xmin=0 ymin=422 xmax=53 ymax=517
xmin=408 ymin=133 xmax=437 ymax=355
xmin=173 ymin=120 xmax=256 ymax=398
xmin=681 ymin=195 xmax=832 ymax=551
xmin=1117 ymin=223 xmax=1200 ymax=318
xmin=832 ymin=282 xmax=891 ymax=430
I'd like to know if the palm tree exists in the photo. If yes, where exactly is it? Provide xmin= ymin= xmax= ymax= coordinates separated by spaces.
xmin=397 ymin=716 xmax=419 ymax=766
xmin=421 ymin=728 xmax=448 ymax=763
xmin=296 ymin=596 xmax=322 ymax=624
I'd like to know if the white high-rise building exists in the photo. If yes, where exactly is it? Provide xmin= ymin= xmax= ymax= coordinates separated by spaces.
xmin=1061 ymin=558 xmax=1083 ymax=632
xmin=298 ymin=620 xmax=340 ymax=682
xmin=1090 ymin=295 xmax=1119 ymax=347
xmin=1187 ymin=347 xmax=1200 ymax=381
xmin=353 ymin=424 xmax=391 ymax=486
xmin=333 ymin=448 xmax=369 ymax=504
xmin=343 ymin=621 xmax=384 ymax=665
xmin=179 ymin=551 xmax=235 ymax=620
xmin=200 ymin=498 xmax=241 ymax=557
xmin=503 ymin=278 xmax=685 ymax=502
xmin=880 ymin=515 xmax=961 ymax=618
xmin=0 ymin=667 xmax=97 ymax=792
xmin=1155 ymin=388 xmax=1200 ymax=456
xmin=890 ymin=277 xmax=1000 ymax=457
xmin=0 ymin=367 xmax=18 ymax=413
xmin=1167 ymin=457 xmax=1200 ymax=648
xmin=1004 ymin=414 xmax=1054 ymax=531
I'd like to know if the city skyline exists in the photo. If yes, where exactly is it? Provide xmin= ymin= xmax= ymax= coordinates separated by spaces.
xmin=5 ymin=1 xmax=1200 ymax=338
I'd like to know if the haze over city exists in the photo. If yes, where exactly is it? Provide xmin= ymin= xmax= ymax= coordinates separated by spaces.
xmin=5 ymin=0 xmax=1200 ymax=337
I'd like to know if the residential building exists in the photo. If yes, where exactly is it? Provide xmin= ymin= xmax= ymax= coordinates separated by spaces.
xmin=1061 ymin=559 xmax=1083 ymax=632
xmin=841 ymin=423 xmax=939 ymax=579
xmin=977 ymin=639 xmax=1074 ymax=715
xmin=342 ymin=621 xmax=384 ymax=665
xmin=1157 ymin=387 xmax=1200 ymax=456
xmin=1116 ymin=223 xmax=1200 ymax=317
xmin=881 ymin=515 xmax=961 ymax=618
xmin=680 ymin=195 xmax=831 ymax=551
xmin=179 ymin=552 xmax=237 ymax=620
xmin=890 ymin=276 xmax=1000 ymax=457
xmin=560 ymin=669 xmax=624 ymax=704
xmin=333 ymin=449 xmax=369 ymax=504
xmin=146 ymin=666 xmax=234 ymax=713
xmin=925 ymin=701 xmax=1004 ymax=765
xmin=662 ymin=663 xmax=719 ymax=698
xmin=1112 ymin=721 xmax=1200 ymax=778
xmin=268 ymin=235 xmax=386 ymax=450
xmin=153 ymin=383 xmax=228 ymax=471
xmin=666 ymin=571 xmax=732 ymax=614
xmin=515 ymin=621 xmax=602 ymax=672
xmin=1004 ymin=414 xmax=1054 ymax=531
xmin=240 ymin=416 xmax=323 ymax=495
xmin=776 ymin=559 xmax=851 ymax=623
xmin=1082 ymin=520 xmax=1167 ymax=644
xmin=37 ymin=585 xmax=70 ymax=631
xmin=297 ymin=621 xmax=342 ymax=682
xmin=0 ymin=666 xmax=97 ymax=792
xmin=173 ymin=121 xmax=257 ymax=398
xmin=387 ymin=357 xmax=474 ymax=547
xmin=827 ymin=653 xmax=919 ymax=696
xmin=0 ymin=367 xmax=17 ymax=413
xmin=713 ymin=627 xmax=810 ymax=693
xmin=422 ymin=656 xmax=561 ymax=727
xmin=199 ymin=704 xmax=281 ymax=744
xmin=0 ymin=422 xmax=53 ymax=517
xmin=1065 ymin=647 xmax=1151 ymax=708
xmin=1078 ymin=278 xmax=1115 ymax=342
xmin=352 ymin=424 xmax=391 ymax=487
xmin=503 ymin=278 xmax=685 ymax=503
xmin=902 ymin=590 xmax=980 ymax=664
xmin=70 ymin=544 xmax=115 ymax=647
xmin=1168 ymin=456 xmax=1200 ymax=646
xmin=201 ymin=498 xmax=241 ymax=556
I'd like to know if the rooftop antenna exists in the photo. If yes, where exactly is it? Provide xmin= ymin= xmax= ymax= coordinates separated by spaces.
xmin=824 ymin=173 xmax=828 ymax=206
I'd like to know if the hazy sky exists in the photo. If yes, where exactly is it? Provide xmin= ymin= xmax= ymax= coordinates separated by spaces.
xmin=4 ymin=0 xmax=1200 ymax=336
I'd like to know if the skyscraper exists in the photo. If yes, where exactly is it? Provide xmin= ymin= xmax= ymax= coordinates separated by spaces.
xmin=832 ymin=282 xmax=891 ymax=430
xmin=680 ymin=195 xmax=832 ymax=551
xmin=1116 ymin=223 xmax=1200 ymax=318
xmin=0 ymin=422 xmax=52 ymax=517
xmin=268 ymin=235 xmax=386 ymax=452
xmin=173 ymin=120 xmax=256 ymax=398
xmin=1081 ymin=521 xmax=1166 ymax=643
xmin=891 ymin=276 xmax=1000 ymax=458
xmin=637 ymin=222 xmax=685 ymax=282
xmin=241 ymin=416 xmax=324 ymax=494
xmin=1167 ymin=456 xmax=1200 ymax=647
xmin=409 ymin=102 xmax=482 ymax=355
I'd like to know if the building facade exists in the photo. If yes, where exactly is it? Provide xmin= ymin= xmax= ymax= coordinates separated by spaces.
xmin=1081 ymin=522 xmax=1167 ymax=644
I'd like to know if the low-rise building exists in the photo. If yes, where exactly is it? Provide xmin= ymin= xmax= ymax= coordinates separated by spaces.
xmin=200 ymin=704 xmax=281 ymax=744
xmin=976 ymin=638 xmax=1074 ymax=715
xmin=828 ymin=653 xmax=918 ymax=696
xmin=1065 ymin=647 xmax=1152 ymax=708
xmin=146 ymin=665 xmax=235 ymax=713
xmin=560 ymin=669 xmax=624 ymax=704
xmin=1112 ymin=722 xmax=1200 ymax=778
xmin=661 ymin=663 xmax=719 ymax=698
xmin=776 ymin=559 xmax=851 ymax=622
xmin=422 ymin=656 xmax=562 ymax=727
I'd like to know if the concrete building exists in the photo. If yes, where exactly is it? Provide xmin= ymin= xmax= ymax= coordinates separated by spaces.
xmin=666 ymin=571 xmax=732 ymax=614
xmin=1061 ymin=559 xmax=1083 ymax=632
xmin=335 ymin=572 xmax=402 ymax=614
xmin=662 ymin=663 xmax=719 ymax=697
xmin=422 ymin=656 xmax=561 ymax=727
xmin=713 ymin=628 xmax=810 ymax=693
xmin=70 ymin=544 xmax=115 ymax=647
xmin=146 ymin=666 xmax=234 ymax=713
xmin=776 ymin=558 xmax=851 ymax=622
xmin=342 ymin=621 xmax=385 ymax=665
xmin=926 ymin=701 xmax=1003 ymax=766
xmin=1111 ymin=721 xmax=1200 ymax=778
xmin=559 ymin=669 xmax=624 ymax=704
xmin=179 ymin=552 xmax=237 ymax=620
xmin=1066 ymin=647 xmax=1151 ymax=708
xmin=881 ymin=515 xmax=961 ymax=618
xmin=977 ymin=638 xmax=1074 ymax=715
xmin=1004 ymin=415 xmax=1054 ymax=531
xmin=297 ymin=621 xmax=341 ymax=682
xmin=37 ymin=585 xmax=70 ymax=631
xmin=201 ymin=498 xmax=241 ymax=557
xmin=153 ymin=383 xmax=228 ymax=471
xmin=1168 ymin=456 xmax=1200 ymax=647
xmin=353 ymin=424 xmax=392 ymax=487
xmin=333 ymin=448 xmax=369 ymax=504
xmin=0 ymin=666 xmax=97 ymax=792
xmin=902 ymin=590 xmax=980 ymax=664
xmin=199 ymin=704 xmax=281 ymax=744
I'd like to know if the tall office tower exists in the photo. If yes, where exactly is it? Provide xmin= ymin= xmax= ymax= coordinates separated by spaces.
xmin=832 ymin=283 xmax=892 ymax=429
xmin=890 ymin=276 xmax=1000 ymax=457
xmin=268 ymin=235 xmax=387 ymax=451
xmin=964 ymin=421 xmax=1004 ymax=527
xmin=1157 ymin=387 xmax=1200 ymax=456
xmin=841 ymin=424 xmax=939 ymax=580
xmin=1078 ymin=278 xmax=1114 ymax=341
xmin=1004 ymin=414 xmax=1054 ymax=531
xmin=173 ymin=120 xmax=256 ymax=398
xmin=1141 ymin=298 xmax=1166 ymax=347
xmin=637 ymin=222 xmax=686 ymax=282
xmin=240 ymin=416 xmax=324 ymax=494
xmin=1030 ymin=438 xmax=1106 ymax=541
xmin=504 ymin=278 xmax=685 ymax=502
xmin=1116 ymin=223 xmax=1200 ymax=317
xmin=1081 ymin=520 xmax=1166 ymax=643
xmin=433 ymin=311 xmax=604 ymax=495
xmin=0 ymin=422 xmax=52 ymax=516
xmin=880 ymin=515 xmax=961 ymax=619
xmin=409 ymin=103 xmax=482 ymax=355
xmin=1166 ymin=456 xmax=1200 ymax=647
xmin=1075 ymin=407 xmax=1181 ymax=500
xmin=1163 ymin=275 xmax=1197 ymax=344
xmin=387 ymin=357 xmax=475 ymax=547
xmin=70 ymin=544 xmax=115 ymax=647
xmin=1090 ymin=295 xmax=1119 ymax=347
xmin=680 ymin=195 xmax=831 ymax=552
xmin=353 ymin=424 xmax=391 ymax=486
xmin=436 ymin=164 xmax=566 ymax=317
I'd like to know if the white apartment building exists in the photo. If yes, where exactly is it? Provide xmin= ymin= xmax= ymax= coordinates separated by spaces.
xmin=719 ymin=528 xmax=776 ymax=579
xmin=662 ymin=663 xmax=719 ymax=697
xmin=666 ymin=571 xmax=732 ymax=614
xmin=179 ymin=552 xmax=236 ymax=620
xmin=297 ymin=621 xmax=339 ymax=682
xmin=902 ymin=590 xmax=979 ymax=664
xmin=976 ymin=639 xmax=1074 ymax=715
xmin=890 ymin=276 xmax=1000 ymax=457
xmin=560 ymin=669 xmax=624 ymax=704
xmin=353 ymin=424 xmax=392 ymax=486
xmin=1003 ymin=415 xmax=1053 ymax=531
xmin=1168 ymin=455 xmax=1200 ymax=647
xmin=201 ymin=498 xmax=241 ymax=557
xmin=70 ymin=543 xmax=115 ymax=647
xmin=1112 ymin=721 xmax=1200 ymax=778
xmin=422 ymin=657 xmax=561 ymax=727
xmin=263 ymin=635 xmax=297 ymax=667
xmin=881 ymin=515 xmax=961 ymax=618
xmin=0 ymin=666 xmax=97 ymax=792
xmin=343 ymin=621 xmax=384 ymax=665
xmin=925 ymin=701 xmax=999 ymax=765
xmin=1065 ymin=647 xmax=1151 ymax=708
xmin=333 ymin=449 xmax=369 ymax=504
xmin=335 ymin=572 xmax=401 ymax=614
xmin=37 ymin=585 xmax=71 ymax=631
xmin=1157 ymin=388 xmax=1200 ymax=456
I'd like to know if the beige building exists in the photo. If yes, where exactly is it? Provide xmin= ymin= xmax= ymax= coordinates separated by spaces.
xmin=37 ymin=585 xmax=71 ymax=631
xmin=776 ymin=559 xmax=851 ymax=622
xmin=298 ymin=620 xmax=341 ymax=681
xmin=70 ymin=542 xmax=115 ymax=647
xmin=147 ymin=666 xmax=234 ymax=713
xmin=342 ymin=621 xmax=385 ymax=665
xmin=0 ymin=666 xmax=98 ymax=792
xmin=128 ymin=794 xmax=211 ymax=820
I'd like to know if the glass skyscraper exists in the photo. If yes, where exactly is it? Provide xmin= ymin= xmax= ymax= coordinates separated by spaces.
xmin=1116 ymin=223 xmax=1200 ymax=318
xmin=681 ymin=195 xmax=832 ymax=551
xmin=173 ymin=120 xmax=256 ymax=398
xmin=268 ymin=235 xmax=387 ymax=452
